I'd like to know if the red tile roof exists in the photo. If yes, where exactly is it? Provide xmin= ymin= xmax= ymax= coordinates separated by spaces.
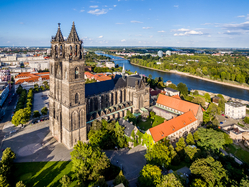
xmin=149 ymin=110 xmax=197 ymax=142
xmin=172 ymin=95 xmax=181 ymax=99
xmin=156 ymin=94 xmax=201 ymax=116
xmin=15 ymin=72 xmax=49 ymax=85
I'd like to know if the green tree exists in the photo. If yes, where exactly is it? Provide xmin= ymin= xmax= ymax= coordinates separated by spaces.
xmin=190 ymin=157 xmax=227 ymax=186
xmin=16 ymin=85 xmax=23 ymax=95
xmin=40 ymin=86 xmax=45 ymax=91
xmin=184 ymin=146 xmax=200 ymax=162
xmin=167 ymin=84 xmax=177 ymax=90
xmin=243 ymin=117 xmax=249 ymax=124
xmin=220 ymin=71 xmax=226 ymax=81
xmin=218 ymin=98 xmax=226 ymax=112
xmin=0 ymin=175 xmax=9 ymax=187
xmin=197 ymin=128 xmax=226 ymax=151
xmin=113 ymin=171 xmax=129 ymax=187
xmin=145 ymin=143 xmax=171 ymax=168
xmin=240 ymin=178 xmax=249 ymax=187
xmin=207 ymin=103 xmax=221 ymax=116
xmin=2 ymin=148 xmax=16 ymax=165
xmin=16 ymin=181 xmax=26 ymax=187
xmin=192 ymin=96 xmax=205 ymax=108
xmin=169 ymin=145 xmax=180 ymax=165
xmin=186 ymin=133 xmax=195 ymax=145
xmin=33 ymin=110 xmax=41 ymax=118
xmin=193 ymin=90 xmax=199 ymax=95
xmin=177 ymin=83 xmax=188 ymax=96
xmin=156 ymin=173 xmax=183 ymax=187
xmin=191 ymin=179 xmax=207 ymax=187
xmin=11 ymin=108 xmax=31 ymax=126
xmin=138 ymin=164 xmax=162 ymax=187
xmin=41 ymin=107 xmax=48 ymax=115
xmin=193 ymin=131 xmax=199 ymax=141
xmin=59 ymin=175 xmax=71 ymax=187
xmin=203 ymin=112 xmax=210 ymax=124
xmin=175 ymin=137 xmax=186 ymax=158
xmin=70 ymin=141 xmax=110 ymax=182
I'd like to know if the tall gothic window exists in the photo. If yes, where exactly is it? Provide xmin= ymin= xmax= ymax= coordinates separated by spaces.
xmin=60 ymin=45 xmax=63 ymax=56
xmin=75 ymin=67 xmax=79 ymax=79
xmin=70 ymin=45 xmax=72 ymax=57
xmin=55 ymin=45 xmax=58 ymax=58
xmin=75 ymin=93 xmax=79 ymax=104
xmin=75 ymin=45 xmax=77 ymax=56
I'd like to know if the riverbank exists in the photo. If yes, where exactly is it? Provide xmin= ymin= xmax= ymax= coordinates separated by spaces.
xmin=130 ymin=62 xmax=249 ymax=91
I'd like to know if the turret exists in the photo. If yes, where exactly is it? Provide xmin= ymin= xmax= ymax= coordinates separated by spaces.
xmin=51 ymin=23 xmax=65 ymax=59
xmin=65 ymin=22 xmax=83 ymax=60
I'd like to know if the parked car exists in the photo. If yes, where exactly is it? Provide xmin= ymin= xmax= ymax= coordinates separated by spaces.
xmin=222 ymin=114 xmax=225 ymax=116
xmin=220 ymin=122 xmax=223 ymax=124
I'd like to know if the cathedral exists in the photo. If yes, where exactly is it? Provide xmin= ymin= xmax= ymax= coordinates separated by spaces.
xmin=49 ymin=23 xmax=150 ymax=149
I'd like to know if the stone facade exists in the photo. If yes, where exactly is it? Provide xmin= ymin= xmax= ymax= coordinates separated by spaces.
xmin=50 ymin=23 xmax=150 ymax=149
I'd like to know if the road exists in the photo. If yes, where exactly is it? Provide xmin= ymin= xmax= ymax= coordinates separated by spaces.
xmin=0 ymin=85 xmax=17 ymax=147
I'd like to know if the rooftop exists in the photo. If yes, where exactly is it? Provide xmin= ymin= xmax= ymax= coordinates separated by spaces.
xmin=156 ymin=94 xmax=203 ymax=116
xmin=165 ymin=87 xmax=179 ymax=93
xmin=149 ymin=110 xmax=197 ymax=142
xmin=226 ymin=102 xmax=244 ymax=107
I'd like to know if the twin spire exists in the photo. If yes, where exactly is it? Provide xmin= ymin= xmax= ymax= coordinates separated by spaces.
xmin=52 ymin=22 xmax=80 ymax=43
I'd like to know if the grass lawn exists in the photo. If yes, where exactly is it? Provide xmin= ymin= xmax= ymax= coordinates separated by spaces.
xmin=137 ymin=118 xmax=153 ymax=131
xmin=225 ymin=144 xmax=249 ymax=165
xmin=136 ymin=115 xmax=165 ymax=131
xmin=152 ymin=115 xmax=165 ymax=127
xmin=14 ymin=161 xmax=77 ymax=187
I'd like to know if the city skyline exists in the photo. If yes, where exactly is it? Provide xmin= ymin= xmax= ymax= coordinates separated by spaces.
xmin=1 ymin=0 xmax=249 ymax=48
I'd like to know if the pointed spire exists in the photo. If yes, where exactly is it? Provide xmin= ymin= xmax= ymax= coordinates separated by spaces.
xmin=67 ymin=21 xmax=80 ymax=43
xmin=53 ymin=23 xmax=64 ymax=42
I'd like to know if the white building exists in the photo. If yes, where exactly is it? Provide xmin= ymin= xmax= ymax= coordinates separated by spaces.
xmin=105 ymin=61 xmax=115 ymax=68
xmin=157 ymin=50 xmax=163 ymax=58
xmin=225 ymin=102 xmax=246 ymax=119
xmin=166 ymin=50 xmax=171 ymax=56
xmin=164 ymin=87 xmax=180 ymax=96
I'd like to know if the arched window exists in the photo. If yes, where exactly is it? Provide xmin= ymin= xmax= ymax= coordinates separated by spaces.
xmin=70 ymin=45 xmax=72 ymax=57
xmin=75 ymin=93 xmax=79 ymax=104
xmin=55 ymin=45 xmax=58 ymax=58
xmin=75 ymin=45 xmax=77 ymax=56
xmin=75 ymin=67 xmax=79 ymax=79
xmin=64 ymin=69 xmax=67 ymax=80
xmin=60 ymin=45 xmax=63 ymax=56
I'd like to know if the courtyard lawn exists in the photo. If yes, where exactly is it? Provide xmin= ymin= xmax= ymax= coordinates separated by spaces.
xmin=225 ymin=144 xmax=249 ymax=165
xmin=14 ymin=161 xmax=77 ymax=187
xmin=137 ymin=118 xmax=153 ymax=131
xmin=136 ymin=115 xmax=165 ymax=131
xmin=152 ymin=115 xmax=165 ymax=127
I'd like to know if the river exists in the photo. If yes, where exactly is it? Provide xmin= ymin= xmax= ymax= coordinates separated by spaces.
xmin=97 ymin=53 xmax=249 ymax=101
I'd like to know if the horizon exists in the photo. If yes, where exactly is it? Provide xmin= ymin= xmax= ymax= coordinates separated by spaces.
xmin=1 ymin=0 xmax=249 ymax=48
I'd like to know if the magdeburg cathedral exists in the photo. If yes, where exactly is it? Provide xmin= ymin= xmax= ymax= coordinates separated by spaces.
xmin=49 ymin=23 xmax=150 ymax=149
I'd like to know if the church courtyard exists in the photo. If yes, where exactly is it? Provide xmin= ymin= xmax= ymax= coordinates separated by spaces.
xmin=32 ymin=90 xmax=49 ymax=113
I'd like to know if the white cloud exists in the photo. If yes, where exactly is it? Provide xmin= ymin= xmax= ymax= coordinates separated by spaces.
xmin=174 ymin=5 xmax=179 ymax=8
xmin=80 ymin=10 xmax=85 ymax=12
xmin=177 ymin=28 xmax=189 ymax=32
xmin=90 ymin=5 xmax=98 ymax=8
xmin=114 ymin=5 xmax=117 ymax=7
xmin=237 ymin=15 xmax=245 ymax=18
xmin=131 ymin=20 xmax=143 ymax=23
xmin=109 ymin=8 xmax=113 ymax=10
xmin=116 ymin=23 xmax=124 ymax=24
xmin=142 ymin=27 xmax=152 ymax=29
xmin=149 ymin=9 xmax=151 ymax=10
xmin=158 ymin=30 xmax=165 ymax=33
xmin=88 ymin=9 xmax=108 ymax=15
xmin=174 ymin=30 xmax=203 ymax=36
xmin=121 ymin=39 xmax=126 ymax=42
xmin=98 ymin=36 xmax=103 ymax=38
xmin=150 ymin=35 xmax=153 ymax=38
xmin=20 ymin=22 xmax=24 ymax=24
xmin=223 ymin=21 xmax=249 ymax=30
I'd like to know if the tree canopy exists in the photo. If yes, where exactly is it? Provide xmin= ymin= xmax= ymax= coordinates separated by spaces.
xmin=70 ymin=141 xmax=110 ymax=182
xmin=138 ymin=164 xmax=162 ymax=187
xmin=156 ymin=173 xmax=183 ymax=187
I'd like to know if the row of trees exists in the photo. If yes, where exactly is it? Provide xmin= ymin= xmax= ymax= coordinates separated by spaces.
xmin=130 ymin=54 xmax=249 ymax=85
xmin=12 ymin=87 xmax=33 ymax=126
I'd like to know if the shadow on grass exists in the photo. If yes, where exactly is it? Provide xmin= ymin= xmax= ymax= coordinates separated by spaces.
xmin=14 ymin=161 xmax=73 ymax=187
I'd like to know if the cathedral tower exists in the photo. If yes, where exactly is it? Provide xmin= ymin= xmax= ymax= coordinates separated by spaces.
xmin=49 ymin=22 xmax=86 ymax=149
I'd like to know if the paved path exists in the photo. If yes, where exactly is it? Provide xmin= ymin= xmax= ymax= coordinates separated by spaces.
xmin=105 ymin=145 xmax=147 ymax=187
xmin=2 ymin=122 xmax=71 ymax=162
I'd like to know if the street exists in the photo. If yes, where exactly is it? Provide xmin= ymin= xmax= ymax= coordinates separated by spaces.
xmin=0 ymin=85 xmax=17 ymax=145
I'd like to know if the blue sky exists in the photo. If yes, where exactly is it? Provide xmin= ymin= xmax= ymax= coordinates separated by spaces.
xmin=1 ymin=0 xmax=249 ymax=47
